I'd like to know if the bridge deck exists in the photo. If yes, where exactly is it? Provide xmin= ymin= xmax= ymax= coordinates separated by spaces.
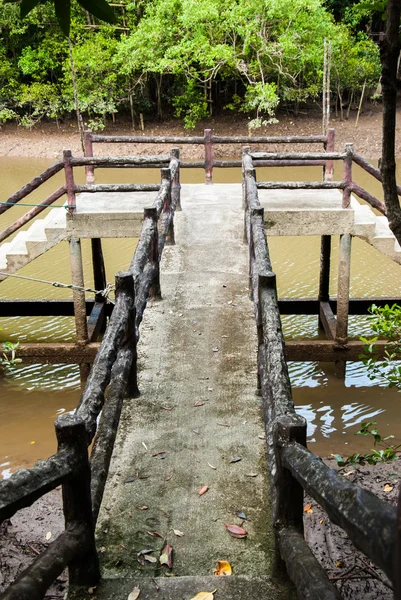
xmin=67 ymin=184 xmax=354 ymax=238
xmin=91 ymin=184 xmax=291 ymax=599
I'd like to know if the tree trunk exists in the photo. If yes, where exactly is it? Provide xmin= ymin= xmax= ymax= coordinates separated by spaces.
xmin=381 ymin=0 xmax=401 ymax=244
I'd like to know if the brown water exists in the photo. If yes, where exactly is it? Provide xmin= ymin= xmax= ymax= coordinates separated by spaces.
xmin=1 ymin=156 xmax=401 ymax=476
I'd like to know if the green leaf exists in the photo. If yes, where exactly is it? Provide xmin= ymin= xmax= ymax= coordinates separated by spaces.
xmin=54 ymin=0 xmax=71 ymax=36
xmin=76 ymin=0 xmax=116 ymax=24
xmin=20 ymin=0 xmax=41 ymax=19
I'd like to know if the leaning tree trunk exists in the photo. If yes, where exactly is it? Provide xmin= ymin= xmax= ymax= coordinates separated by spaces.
xmin=381 ymin=0 xmax=401 ymax=245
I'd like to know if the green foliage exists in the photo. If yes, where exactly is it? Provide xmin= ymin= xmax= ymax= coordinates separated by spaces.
xmin=172 ymin=80 xmax=208 ymax=129
xmin=0 ymin=0 xmax=384 ymax=128
xmin=0 ymin=330 xmax=21 ymax=370
xmin=332 ymin=421 xmax=401 ymax=466
xmin=360 ymin=303 xmax=401 ymax=389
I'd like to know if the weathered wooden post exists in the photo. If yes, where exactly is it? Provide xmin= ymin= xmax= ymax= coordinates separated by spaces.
xmin=342 ymin=142 xmax=353 ymax=208
xmin=242 ymin=146 xmax=251 ymax=211
xmin=84 ymin=131 xmax=95 ymax=185
xmin=69 ymin=236 xmax=88 ymax=348
xmin=244 ymin=165 xmax=257 ymax=245
xmin=324 ymin=128 xmax=335 ymax=182
xmin=146 ymin=207 xmax=161 ymax=299
xmin=161 ymin=167 xmax=175 ymax=245
xmin=204 ymin=128 xmax=213 ymax=185
xmin=55 ymin=414 xmax=100 ymax=588
xmin=318 ymin=235 xmax=332 ymax=333
xmin=115 ymin=271 xmax=139 ymax=398
xmin=63 ymin=150 xmax=76 ymax=214
xmin=272 ymin=414 xmax=307 ymax=533
xmin=336 ymin=233 xmax=352 ymax=344
xmin=91 ymin=239 xmax=107 ymax=304
xmin=170 ymin=148 xmax=181 ymax=211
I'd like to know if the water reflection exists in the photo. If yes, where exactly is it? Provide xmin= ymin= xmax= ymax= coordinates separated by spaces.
xmin=291 ymin=361 xmax=401 ymax=456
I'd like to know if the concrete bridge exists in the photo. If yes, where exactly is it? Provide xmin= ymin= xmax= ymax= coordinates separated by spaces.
xmin=0 ymin=132 xmax=400 ymax=600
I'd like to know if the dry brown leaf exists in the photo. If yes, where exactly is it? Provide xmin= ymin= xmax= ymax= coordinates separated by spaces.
xmin=214 ymin=560 xmax=232 ymax=576
xmin=224 ymin=523 xmax=247 ymax=538
xmin=189 ymin=590 xmax=217 ymax=600
xmin=384 ymin=484 xmax=393 ymax=493
xmin=128 ymin=587 xmax=141 ymax=600
xmin=199 ymin=485 xmax=209 ymax=496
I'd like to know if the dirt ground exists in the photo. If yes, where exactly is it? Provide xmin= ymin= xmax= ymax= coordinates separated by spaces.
xmin=0 ymin=104 xmax=399 ymax=159
xmin=1 ymin=106 xmax=400 ymax=598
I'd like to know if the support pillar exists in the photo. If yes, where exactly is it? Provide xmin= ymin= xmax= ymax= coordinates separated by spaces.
xmin=335 ymin=233 xmax=352 ymax=378
xmin=318 ymin=235 xmax=331 ymax=331
xmin=91 ymin=238 xmax=107 ymax=303
xmin=69 ymin=235 xmax=88 ymax=346
xmin=204 ymin=128 xmax=213 ymax=184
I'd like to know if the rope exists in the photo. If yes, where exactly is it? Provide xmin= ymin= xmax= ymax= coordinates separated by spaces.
xmin=0 ymin=271 xmax=115 ymax=304
xmin=0 ymin=202 xmax=75 ymax=210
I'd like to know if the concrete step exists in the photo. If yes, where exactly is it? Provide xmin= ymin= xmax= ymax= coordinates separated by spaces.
xmin=371 ymin=216 xmax=399 ymax=258
xmin=351 ymin=198 xmax=376 ymax=240
xmin=69 ymin=575 xmax=293 ymax=600
xmin=43 ymin=207 xmax=67 ymax=238
xmin=0 ymin=243 xmax=12 ymax=271
xmin=0 ymin=207 xmax=68 ymax=282
xmin=25 ymin=219 xmax=47 ymax=242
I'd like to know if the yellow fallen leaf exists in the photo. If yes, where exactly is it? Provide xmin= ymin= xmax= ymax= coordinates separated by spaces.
xmin=303 ymin=504 xmax=313 ymax=514
xmin=189 ymin=590 xmax=217 ymax=600
xmin=128 ymin=587 xmax=140 ymax=600
xmin=45 ymin=531 xmax=52 ymax=541
xmin=319 ymin=519 xmax=325 ymax=525
xmin=30 ymin=441 xmax=35 ymax=445
xmin=384 ymin=484 xmax=393 ymax=493
xmin=214 ymin=560 xmax=232 ymax=576
xmin=336 ymin=561 xmax=343 ymax=568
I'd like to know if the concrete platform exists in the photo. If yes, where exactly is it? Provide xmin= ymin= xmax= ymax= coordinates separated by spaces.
xmin=258 ymin=189 xmax=354 ymax=236
xmin=66 ymin=191 xmax=157 ymax=238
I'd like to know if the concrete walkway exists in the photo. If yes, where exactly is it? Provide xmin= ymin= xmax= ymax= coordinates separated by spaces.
xmin=93 ymin=184 xmax=292 ymax=599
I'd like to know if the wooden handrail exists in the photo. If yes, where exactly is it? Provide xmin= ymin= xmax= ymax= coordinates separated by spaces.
xmin=0 ymin=161 xmax=64 ymax=216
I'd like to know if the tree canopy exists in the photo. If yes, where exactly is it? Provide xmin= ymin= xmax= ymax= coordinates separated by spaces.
xmin=0 ymin=0 xmax=381 ymax=129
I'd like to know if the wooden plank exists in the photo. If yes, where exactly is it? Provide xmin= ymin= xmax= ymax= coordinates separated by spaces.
xmin=319 ymin=301 xmax=337 ymax=340
xmin=285 ymin=339 xmax=388 ymax=361
xmin=278 ymin=298 xmax=401 ymax=315
xmin=0 ymin=300 xmax=115 ymax=317
xmin=6 ymin=343 xmax=100 ymax=364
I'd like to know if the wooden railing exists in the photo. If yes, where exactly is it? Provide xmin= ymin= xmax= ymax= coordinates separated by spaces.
xmin=0 ymin=159 xmax=180 ymax=600
xmin=243 ymin=151 xmax=399 ymax=599
xmin=85 ymin=127 xmax=335 ymax=184
xmin=244 ymin=145 xmax=386 ymax=213
xmin=0 ymin=151 xmax=179 ymax=243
